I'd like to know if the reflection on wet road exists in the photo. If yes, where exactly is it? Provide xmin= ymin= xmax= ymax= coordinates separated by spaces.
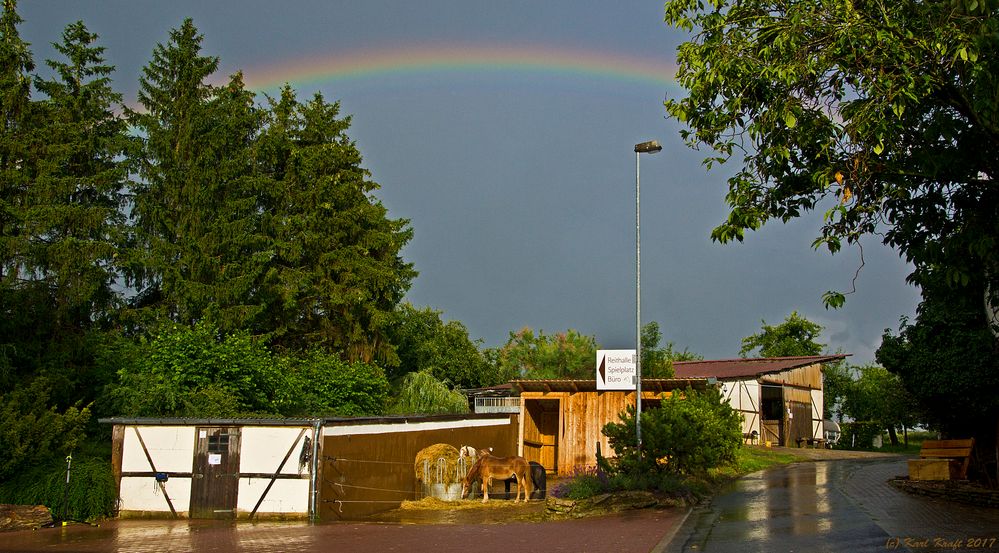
xmin=673 ymin=460 xmax=889 ymax=552
xmin=668 ymin=458 xmax=999 ymax=553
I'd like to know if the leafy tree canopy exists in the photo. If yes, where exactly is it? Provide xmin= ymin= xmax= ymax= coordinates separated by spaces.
xmin=388 ymin=370 xmax=469 ymax=415
xmin=740 ymin=311 xmax=825 ymax=358
xmin=841 ymin=364 xmax=921 ymax=445
xmin=284 ymin=350 xmax=388 ymax=417
xmin=386 ymin=303 xmax=497 ymax=388
xmin=490 ymin=327 xmax=598 ymax=380
xmin=877 ymin=270 xmax=999 ymax=437
xmin=111 ymin=321 xmax=287 ymax=417
xmin=665 ymin=0 xmax=999 ymax=308
xmin=642 ymin=321 xmax=702 ymax=378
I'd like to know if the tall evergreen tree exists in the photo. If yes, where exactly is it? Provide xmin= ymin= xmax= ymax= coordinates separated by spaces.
xmin=21 ymin=21 xmax=128 ymax=404
xmin=127 ymin=19 xmax=268 ymax=334
xmin=0 ymin=0 xmax=36 ymax=391
xmin=31 ymin=21 xmax=126 ymax=328
xmin=258 ymin=87 xmax=415 ymax=362
xmin=0 ymin=3 xmax=95 ymax=480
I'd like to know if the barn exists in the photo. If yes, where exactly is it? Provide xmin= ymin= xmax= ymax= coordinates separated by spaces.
xmin=511 ymin=378 xmax=710 ymax=476
xmin=102 ymin=413 xmax=519 ymax=520
xmin=673 ymin=355 xmax=846 ymax=447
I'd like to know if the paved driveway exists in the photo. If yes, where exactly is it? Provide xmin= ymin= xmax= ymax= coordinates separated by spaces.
xmin=3 ymin=506 xmax=684 ymax=553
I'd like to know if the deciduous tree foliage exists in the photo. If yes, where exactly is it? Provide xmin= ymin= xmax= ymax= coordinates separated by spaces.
xmin=490 ymin=327 xmax=597 ymax=380
xmin=388 ymin=370 xmax=469 ymax=415
xmin=841 ymin=364 xmax=921 ymax=446
xmin=665 ymin=0 xmax=999 ymax=308
xmin=877 ymin=271 xmax=999 ymax=444
xmin=386 ymin=303 xmax=495 ymax=388
xmin=739 ymin=311 xmax=824 ymax=358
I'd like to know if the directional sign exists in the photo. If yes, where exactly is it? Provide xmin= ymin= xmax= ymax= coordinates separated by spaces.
xmin=596 ymin=349 xmax=636 ymax=390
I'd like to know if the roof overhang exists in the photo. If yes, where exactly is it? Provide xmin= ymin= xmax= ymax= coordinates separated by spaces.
xmin=511 ymin=378 xmax=710 ymax=394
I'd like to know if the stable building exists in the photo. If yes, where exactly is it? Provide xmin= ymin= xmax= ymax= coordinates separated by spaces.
xmin=511 ymin=378 xmax=710 ymax=475
xmin=673 ymin=355 xmax=846 ymax=447
xmin=102 ymin=413 xmax=520 ymax=520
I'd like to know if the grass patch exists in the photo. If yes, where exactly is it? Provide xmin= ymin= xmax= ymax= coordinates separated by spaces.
xmin=550 ymin=445 xmax=807 ymax=505
xmin=731 ymin=446 xmax=804 ymax=474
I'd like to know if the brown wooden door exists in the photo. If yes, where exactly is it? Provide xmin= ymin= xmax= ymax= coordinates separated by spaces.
xmin=539 ymin=411 xmax=558 ymax=473
xmin=522 ymin=399 xmax=559 ymax=473
xmin=190 ymin=427 xmax=241 ymax=519
xmin=788 ymin=401 xmax=812 ymax=445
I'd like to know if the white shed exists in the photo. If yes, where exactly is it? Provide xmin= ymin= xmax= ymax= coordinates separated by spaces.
xmin=105 ymin=418 xmax=321 ymax=520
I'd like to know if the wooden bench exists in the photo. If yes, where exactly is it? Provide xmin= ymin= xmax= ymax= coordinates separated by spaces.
xmin=908 ymin=438 xmax=975 ymax=481
xmin=795 ymin=437 xmax=826 ymax=449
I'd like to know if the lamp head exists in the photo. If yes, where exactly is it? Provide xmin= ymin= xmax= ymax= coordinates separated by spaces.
xmin=634 ymin=140 xmax=662 ymax=154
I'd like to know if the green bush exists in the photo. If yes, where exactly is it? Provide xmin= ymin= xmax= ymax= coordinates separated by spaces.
xmin=0 ymin=455 xmax=117 ymax=522
xmin=285 ymin=350 xmax=389 ymax=416
xmin=0 ymin=378 xmax=90 ymax=480
xmin=602 ymin=387 xmax=743 ymax=477
xmin=388 ymin=370 xmax=469 ymax=414
xmin=838 ymin=421 xmax=883 ymax=449
xmin=110 ymin=321 xmax=287 ymax=417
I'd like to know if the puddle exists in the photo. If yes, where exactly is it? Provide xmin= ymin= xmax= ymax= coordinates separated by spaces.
xmin=365 ymin=497 xmax=546 ymax=524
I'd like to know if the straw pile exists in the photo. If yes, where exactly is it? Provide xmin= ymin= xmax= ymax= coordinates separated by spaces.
xmin=414 ymin=443 xmax=461 ymax=483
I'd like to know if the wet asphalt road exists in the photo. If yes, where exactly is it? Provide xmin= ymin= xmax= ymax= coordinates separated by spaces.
xmin=666 ymin=458 xmax=999 ymax=553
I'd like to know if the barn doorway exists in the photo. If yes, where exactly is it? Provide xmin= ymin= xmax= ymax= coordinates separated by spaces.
xmin=760 ymin=386 xmax=785 ymax=446
xmin=522 ymin=399 xmax=559 ymax=473
xmin=190 ymin=427 xmax=241 ymax=519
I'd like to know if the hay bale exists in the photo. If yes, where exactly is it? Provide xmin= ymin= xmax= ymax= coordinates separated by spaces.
xmin=414 ymin=443 xmax=461 ymax=483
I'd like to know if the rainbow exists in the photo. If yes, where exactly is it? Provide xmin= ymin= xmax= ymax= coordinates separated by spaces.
xmin=238 ymin=43 xmax=679 ymax=92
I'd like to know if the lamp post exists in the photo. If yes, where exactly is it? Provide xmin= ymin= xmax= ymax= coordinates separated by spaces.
xmin=634 ymin=139 xmax=662 ymax=455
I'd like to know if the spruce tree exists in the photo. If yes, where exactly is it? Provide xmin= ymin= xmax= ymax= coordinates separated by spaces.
xmin=32 ymin=21 xmax=127 ymax=328
xmin=0 ymin=0 xmax=35 ymax=391
xmin=259 ymin=88 xmax=415 ymax=362
xmin=23 ymin=21 xmax=129 ymax=404
xmin=0 ymin=0 xmax=32 ymax=288
xmin=0 ymin=2 xmax=94 ymax=479
xmin=128 ymin=19 xmax=268 ymax=334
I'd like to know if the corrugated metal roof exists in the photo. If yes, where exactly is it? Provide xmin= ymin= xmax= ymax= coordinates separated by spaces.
xmin=98 ymin=417 xmax=321 ymax=426
xmin=98 ymin=413 xmax=513 ymax=426
xmin=673 ymin=355 xmax=847 ymax=380
xmin=511 ymin=378 xmax=709 ymax=394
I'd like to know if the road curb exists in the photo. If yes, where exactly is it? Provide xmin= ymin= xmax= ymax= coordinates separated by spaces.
xmin=649 ymin=507 xmax=693 ymax=553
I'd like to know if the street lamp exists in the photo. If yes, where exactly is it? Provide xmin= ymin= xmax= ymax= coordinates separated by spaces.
xmin=634 ymin=139 xmax=662 ymax=455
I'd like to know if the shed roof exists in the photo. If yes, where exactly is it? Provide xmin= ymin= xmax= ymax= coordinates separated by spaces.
xmin=511 ymin=378 xmax=709 ymax=394
xmin=673 ymin=355 xmax=847 ymax=380
xmin=99 ymin=413 xmax=512 ymax=426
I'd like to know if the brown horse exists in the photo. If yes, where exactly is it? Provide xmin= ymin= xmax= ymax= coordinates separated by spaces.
xmin=460 ymin=451 xmax=533 ymax=502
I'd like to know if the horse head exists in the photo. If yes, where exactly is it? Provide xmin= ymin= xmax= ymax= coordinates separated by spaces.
xmin=458 ymin=445 xmax=476 ymax=459
xmin=460 ymin=457 xmax=481 ymax=499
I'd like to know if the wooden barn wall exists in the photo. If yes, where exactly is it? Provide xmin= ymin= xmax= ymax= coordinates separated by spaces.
xmin=320 ymin=417 xmax=518 ymax=520
xmin=522 ymin=390 xmax=665 ymax=476
xmin=759 ymin=364 xmax=823 ymax=389
xmin=759 ymin=365 xmax=824 ymax=444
